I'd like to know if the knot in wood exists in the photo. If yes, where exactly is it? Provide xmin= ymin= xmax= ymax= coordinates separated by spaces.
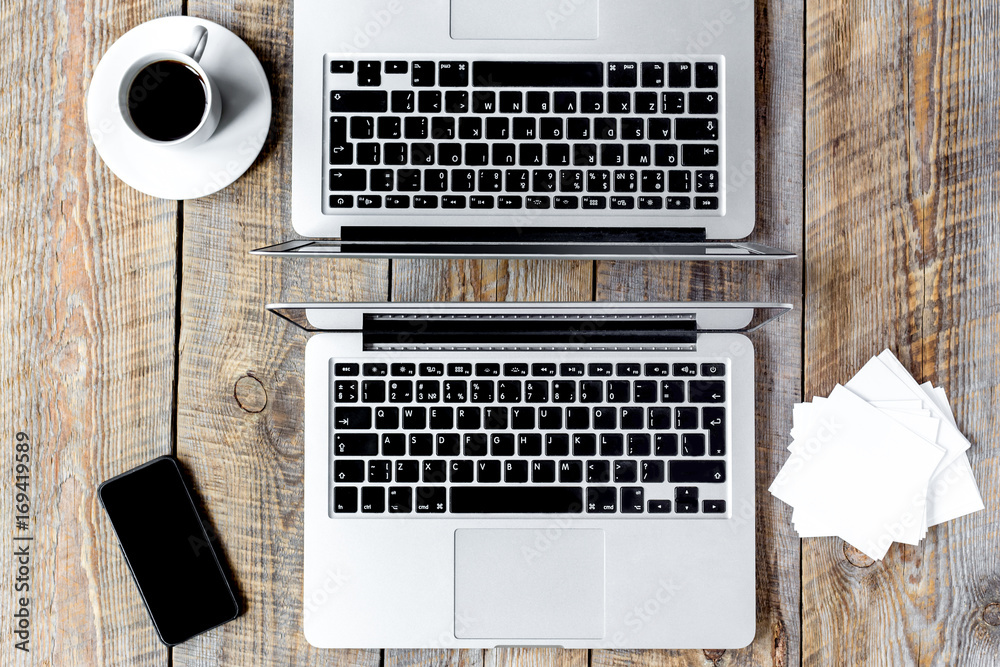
xmin=843 ymin=542 xmax=875 ymax=568
xmin=234 ymin=374 xmax=267 ymax=413
xmin=984 ymin=603 xmax=1000 ymax=626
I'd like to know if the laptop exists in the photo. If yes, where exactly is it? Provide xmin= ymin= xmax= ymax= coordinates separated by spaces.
xmin=253 ymin=0 xmax=793 ymax=260
xmin=271 ymin=301 xmax=789 ymax=647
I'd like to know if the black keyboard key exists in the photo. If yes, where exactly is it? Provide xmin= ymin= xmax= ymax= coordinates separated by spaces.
xmin=449 ymin=363 xmax=472 ymax=376
xmin=483 ymin=406 xmax=508 ymax=429
xmin=486 ymin=117 xmax=509 ymax=140
xmin=418 ymin=90 xmax=442 ymax=113
xmin=452 ymin=170 xmax=475 ymax=191
xmin=573 ymin=433 xmax=596 ymax=456
xmin=677 ymin=501 xmax=698 ymax=514
xmin=559 ymin=460 xmax=583 ymax=483
xmin=525 ymin=380 xmax=548 ymax=403
xmin=703 ymin=499 xmax=727 ymax=514
xmin=616 ymin=363 xmax=640 ymax=377
xmin=415 ymin=487 xmax=447 ymax=513
xmin=654 ymin=434 xmax=678 ymax=456
xmin=357 ymin=143 xmax=381 ymax=165
xmin=388 ymin=380 xmax=413 ymax=401
xmin=668 ymin=62 xmax=692 ymax=87
xmin=608 ymin=62 xmax=637 ymax=87
xmin=682 ymin=433 xmax=706 ymax=457
xmin=361 ymin=380 xmax=385 ymax=403
xmin=630 ymin=146 xmax=653 ymax=168
xmin=588 ymin=169 xmax=611 ymax=192
xmin=582 ymin=196 xmax=607 ymax=209
xmin=634 ymin=381 xmax=657 ymax=403
xmin=532 ymin=169 xmax=556 ymax=192
xmin=381 ymin=433 xmax=405 ymax=456
xmin=600 ymin=434 xmax=623 ymax=457
xmin=566 ymin=407 xmax=590 ymax=429
xmin=395 ymin=460 xmax=419 ymax=483
xmin=662 ymin=91 xmax=684 ymax=114
xmin=334 ymin=487 xmax=357 ymax=513
xmin=375 ymin=406 xmax=398 ymax=429
xmin=368 ymin=460 xmax=391 ymax=483
xmin=414 ymin=195 xmax=438 ymax=208
xmin=369 ymin=169 xmax=393 ymax=191
xmin=701 ymin=363 xmax=725 ymax=377
xmin=491 ymin=433 xmax=515 ymax=456
xmin=661 ymin=381 xmax=684 ymax=402
xmin=641 ymin=61 xmax=665 ymax=87
xmin=330 ymin=60 xmax=354 ymax=74
xmin=621 ymin=118 xmax=643 ymax=140
xmin=422 ymin=461 xmax=447 ymax=484
xmin=676 ymin=487 xmax=698 ymax=502
xmin=434 ymin=433 xmax=462 ymax=456
xmin=695 ymin=170 xmax=719 ymax=193
xmin=451 ymin=486 xmax=584 ymax=513
xmin=559 ymin=363 xmax=583 ymax=377
xmin=526 ymin=196 xmax=551 ymax=209
xmin=439 ymin=61 xmax=469 ymax=86
xmin=329 ymin=194 xmax=353 ymax=208
xmin=648 ymin=499 xmax=671 ymax=513
xmin=518 ymin=433 xmax=542 ymax=456
xmin=689 ymin=91 xmax=719 ymax=114
xmin=466 ymin=144 xmax=489 ymax=166
xmin=669 ymin=460 xmax=726 ymax=483
xmin=667 ymin=196 xmax=691 ymax=209
xmin=690 ymin=380 xmax=726 ymax=403
xmin=391 ymin=90 xmax=414 ymax=113
xmin=648 ymin=118 xmax=671 ymax=142
xmin=527 ymin=91 xmax=550 ymax=113
xmin=614 ymin=460 xmax=637 ymax=483
xmin=587 ymin=487 xmax=616 ymax=513
xmin=695 ymin=62 xmax=719 ymax=88
xmin=361 ymin=487 xmax=385 ymax=513
xmin=606 ymin=380 xmax=629 ymax=403
xmin=477 ymin=460 xmax=502 ymax=483
xmin=416 ymin=380 xmax=440 ymax=402
xmin=532 ymin=460 xmax=556 ymax=483
xmin=384 ymin=143 xmax=407 ymax=165
xmin=545 ymin=434 xmax=569 ymax=456
xmin=333 ymin=407 xmax=371 ymax=429
xmin=595 ymin=117 xmax=618 ymax=141
xmin=676 ymin=406 xmax=698 ymax=429
xmin=330 ymin=90 xmax=387 ymax=112
xmin=645 ymin=363 xmax=670 ymax=376
xmin=553 ymin=91 xmax=577 ymax=113
xmin=329 ymin=169 xmax=365 ymax=191
xmin=587 ymin=460 xmax=611 ymax=483
xmin=493 ymin=143 xmax=516 ymax=166
xmin=580 ymin=381 xmax=603 ymax=403
xmin=500 ymin=91 xmax=523 ymax=113
xmin=593 ymin=407 xmax=616 ymax=430
xmin=620 ymin=406 xmax=644 ymax=430
xmin=641 ymin=460 xmax=665 ymax=483
xmin=429 ymin=406 xmax=453 ymax=430
xmin=511 ymin=407 xmax=535 ymax=429
xmin=635 ymin=92 xmax=658 ymax=114
xmin=622 ymin=486 xmax=646 ymax=514
xmin=648 ymin=407 xmax=671 ymax=429
xmin=512 ymin=117 xmax=536 ymax=140
xmin=478 ymin=169 xmax=502 ymax=191
xmin=388 ymin=487 xmax=412 ymax=513
xmin=472 ymin=90 xmax=496 ymax=113
xmin=435 ymin=144 xmax=460 ymax=168
xmin=425 ymin=168 xmax=448 ymax=191
xmin=334 ymin=361 xmax=360 ymax=376
xmin=541 ymin=118 xmax=563 ymax=141
xmin=505 ymin=169 xmax=529 ymax=192
xmin=627 ymin=433 xmax=651 ymax=456
xmin=655 ymin=144 xmax=679 ymax=167
xmin=402 ymin=406 xmax=425 ymax=429
xmin=334 ymin=460 xmax=364 ymax=483
xmin=683 ymin=144 xmax=719 ymax=166
xmin=532 ymin=364 xmax=556 ymax=376
xmin=411 ymin=60 xmax=435 ymax=86
xmin=611 ymin=196 xmax=635 ymax=210
xmin=451 ymin=460 xmax=474 ymax=483
xmin=674 ymin=363 xmax=697 ymax=376
xmin=676 ymin=118 xmax=718 ymax=141
xmin=444 ymin=91 xmax=468 ymax=115
xmin=574 ymin=143 xmax=598 ymax=166
xmin=472 ymin=61 xmax=603 ymax=87
xmin=464 ymin=433 xmax=488 ymax=456
xmin=552 ymin=381 xmax=575 ymax=403
xmin=505 ymin=363 xmax=529 ymax=376
xmin=695 ymin=196 xmax=719 ymax=210
xmin=384 ymin=60 xmax=407 ymax=74
xmin=613 ymin=170 xmax=637 ymax=192
xmin=505 ymin=461 xmax=529 ymax=483
xmin=703 ymin=407 xmax=726 ymax=456
xmin=497 ymin=381 xmax=521 ymax=403
xmin=404 ymin=117 xmax=428 ymax=139
xmin=408 ymin=433 xmax=434 ymax=456
xmin=457 ymin=406 xmax=480 ymax=429
xmin=470 ymin=380 xmax=494 ymax=403
xmin=397 ymin=169 xmax=421 ymax=191
xmin=538 ymin=407 xmax=562 ymax=429
xmin=357 ymin=61 xmax=380 ymax=87
xmin=668 ymin=170 xmax=691 ymax=193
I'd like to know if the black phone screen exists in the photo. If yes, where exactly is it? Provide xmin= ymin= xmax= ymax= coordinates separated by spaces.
xmin=99 ymin=456 xmax=238 ymax=645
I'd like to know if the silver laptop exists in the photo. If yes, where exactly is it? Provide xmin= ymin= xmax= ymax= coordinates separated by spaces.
xmin=271 ymin=301 xmax=788 ymax=648
xmin=254 ymin=0 xmax=792 ymax=260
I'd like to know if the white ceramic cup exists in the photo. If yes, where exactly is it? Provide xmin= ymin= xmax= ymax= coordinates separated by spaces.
xmin=118 ymin=25 xmax=222 ymax=147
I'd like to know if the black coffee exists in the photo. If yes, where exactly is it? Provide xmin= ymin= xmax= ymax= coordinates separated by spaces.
xmin=127 ymin=60 xmax=207 ymax=142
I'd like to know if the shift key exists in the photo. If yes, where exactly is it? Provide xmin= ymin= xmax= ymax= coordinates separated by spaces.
xmin=330 ymin=90 xmax=388 ymax=112
xmin=669 ymin=460 xmax=726 ymax=483
xmin=329 ymin=169 xmax=366 ymax=191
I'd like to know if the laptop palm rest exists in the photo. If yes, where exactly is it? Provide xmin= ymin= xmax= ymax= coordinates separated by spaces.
xmin=454 ymin=529 xmax=605 ymax=639
xmin=450 ymin=0 xmax=600 ymax=40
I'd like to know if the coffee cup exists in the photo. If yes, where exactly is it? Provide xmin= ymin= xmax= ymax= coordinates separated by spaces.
xmin=118 ymin=25 xmax=222 ymax=147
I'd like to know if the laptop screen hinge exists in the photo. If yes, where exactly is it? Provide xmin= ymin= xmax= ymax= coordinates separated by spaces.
xmin=362 ymin=313 xmax=698 ymax=351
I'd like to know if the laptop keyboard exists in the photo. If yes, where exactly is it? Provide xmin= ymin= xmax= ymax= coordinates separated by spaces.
xmin=323 ymin=55 xmax=724 ymax=215
xmin=329 ymin=356 xmax=730 ymax=517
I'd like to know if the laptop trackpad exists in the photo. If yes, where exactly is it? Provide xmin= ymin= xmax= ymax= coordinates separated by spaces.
xmin=454 ymin=528 xmax=605 ymax=639
xmin=450 ymin=0 xmax=600 ymax=40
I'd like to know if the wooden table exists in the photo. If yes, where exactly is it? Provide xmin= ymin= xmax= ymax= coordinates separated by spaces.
xmin=2 ymin=0 xmax=998 ymax=664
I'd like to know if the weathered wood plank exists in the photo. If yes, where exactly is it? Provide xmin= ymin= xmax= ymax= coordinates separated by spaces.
xmin=387 ymin=648 xmax=486 ymax=667
xmin=803 ymin=0 xmax=1000 ymax=663
xmin=0 ymin=0 xmax=180 ymax=664
xmin=591 ymin=0 xmax=805 ymax=663
xmin=488 ymin=647 xmax=588 ymax=667
xmin=172 ymin=1 xmax=388 ymax=665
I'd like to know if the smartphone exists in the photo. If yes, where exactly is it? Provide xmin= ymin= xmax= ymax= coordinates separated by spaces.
xmin=98 ymin=455 xmax=239 ymax=645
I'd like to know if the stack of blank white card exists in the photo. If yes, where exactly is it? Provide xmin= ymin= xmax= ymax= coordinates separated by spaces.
xmin=769 ymin=350 xmax=984 ymax=560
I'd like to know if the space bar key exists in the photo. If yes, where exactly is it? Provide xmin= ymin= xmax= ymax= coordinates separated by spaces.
xmin=450 ymin=487 xmax=583 ymax=513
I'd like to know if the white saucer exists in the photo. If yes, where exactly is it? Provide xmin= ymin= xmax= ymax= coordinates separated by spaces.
xmin=87 ymin=17 xmax=271 ymax=200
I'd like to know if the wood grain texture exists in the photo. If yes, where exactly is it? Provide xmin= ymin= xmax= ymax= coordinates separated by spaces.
xmin=0 ymin=0 xmax=179 ymax=665
xmin=804 ymin=0 xmax=1000 ymax=664
xmin=171 ymin=1 xmax=387 ymax=666
xmin=591 ymin=0 xmax=805 ymax=664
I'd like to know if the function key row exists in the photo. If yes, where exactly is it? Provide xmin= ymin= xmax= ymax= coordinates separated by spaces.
xmin=334 ymin=362 xmax=725 ymax=377
xmin=329 ymin=193 xmax=717 ymax=211
xmin=330 ymin=60 xmax=719 ymax=90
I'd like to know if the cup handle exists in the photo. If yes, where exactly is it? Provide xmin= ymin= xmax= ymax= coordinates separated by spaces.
xmin=183 ymin=25 xmax=209 ymax=62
